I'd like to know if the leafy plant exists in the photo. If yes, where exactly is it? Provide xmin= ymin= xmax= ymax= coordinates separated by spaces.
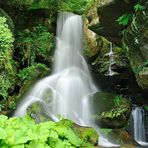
xmin=144 ymin=106 xmax=148 ymax=111
xmin=0 ymin=16 xmax=16 ymax=100
xmin=114 ymin=95 xmax=122 ymax=106
xmin=134 ymin=4 xmax=144 ymax=12
xmin=0 ymin=115 xmax=95 ymax=147
xmin=116 ymin=13 xmax=133 ymax=26
xmin=117 ymin=3 xmax=144 ymax=26
xmin=15 ymin=24 xmax=54 ymax=66
xmin=58 ymin=0 xmax=94 ymax=14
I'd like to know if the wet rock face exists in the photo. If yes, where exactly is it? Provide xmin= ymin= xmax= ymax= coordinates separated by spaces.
xmin=89 ymin=0 xmax=136 ymax=46
xmin=90 ymin=92 xmax=131 ymax=128
xmin=123 ymin=1 xmax=148 ymax=89
xmin=106 ymin=129 xmax=139 ymax=147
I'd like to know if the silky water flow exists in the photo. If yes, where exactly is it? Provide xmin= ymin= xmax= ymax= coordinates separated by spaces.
xmin=132 ymin=107 xmax=148 ymax=146
xmin=14 ymin=12 xmax=120 ymax=147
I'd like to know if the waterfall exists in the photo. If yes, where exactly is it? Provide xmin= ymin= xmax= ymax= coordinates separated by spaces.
xmin=14 ymin=12 xmax=120 ymax=147
xmin=14 ymin=12 xmax=97 ymax=125
xmin=132 ymin=107 xmax=148 ymax=146
xmin=108 ymin=42 xmax=115 ymax=76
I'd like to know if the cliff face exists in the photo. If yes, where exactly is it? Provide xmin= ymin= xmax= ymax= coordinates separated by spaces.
xmin=83 ymin=0 xmax=148 ymax=105
xmin=123 ymin=1 xmax=148 ymax=89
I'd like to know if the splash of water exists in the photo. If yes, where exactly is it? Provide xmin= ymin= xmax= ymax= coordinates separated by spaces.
xmin=132 ymin=107 xmax=148 ymax=146
xmin=14 ymin=12 xmax=119 ymax=147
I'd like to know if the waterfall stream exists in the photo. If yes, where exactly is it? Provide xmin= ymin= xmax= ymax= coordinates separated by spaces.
xmin=132 ymin=107 xmax=148 ymax=146
xmin=14 ymin=12 xmax=120 ymax=147
xmin=108 ymin=42 xmax=115 ymax=76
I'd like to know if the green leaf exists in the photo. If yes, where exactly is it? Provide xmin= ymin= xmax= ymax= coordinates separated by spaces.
xmin=0 ymin=128 xmax=7 ymax=139
xmin=116 ymin=14 xmax=133 ymax=26
xmin=134 ymin=4 xmax=144 ymax=12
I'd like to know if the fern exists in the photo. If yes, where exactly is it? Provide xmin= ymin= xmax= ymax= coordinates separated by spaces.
xmin=116 ymin=14 xmax=133 ymax=26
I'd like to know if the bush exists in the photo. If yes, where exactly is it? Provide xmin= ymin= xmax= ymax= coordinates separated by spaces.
xmin=0 ymin=16 xmax=16 ymax=100
xmin=0 ymin=115 xmax=95 ymax=147
xmin=58 ymin=0 xmax=94 ymax=14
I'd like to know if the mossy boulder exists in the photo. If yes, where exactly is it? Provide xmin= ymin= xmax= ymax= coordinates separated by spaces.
xmin=100 ymin=128 xmax=139 ymax=147
xmin=17 ymin=63 xmax=49 ymax=99
xmin=90 ymin=92 xmax=131 ymax=128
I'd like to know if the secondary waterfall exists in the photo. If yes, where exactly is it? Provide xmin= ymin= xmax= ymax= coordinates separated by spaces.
xmin=108 ymin=42 xmax=115 ymax=76
xmin=132 ymin=107 xmax=148 ymax=146
xmin=14 ymin=12 xmax=120 ymax=147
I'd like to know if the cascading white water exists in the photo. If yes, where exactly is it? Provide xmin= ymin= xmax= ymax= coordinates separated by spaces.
xmin=108 ymin=42 xmax=115 ymax=76
xmin=132 ymin=107 xmax=148 ymax=146
xmin=14 ymin=12 xmax=120 ymax=147
xmin=14 ymin=12 xmax=97 ymax=125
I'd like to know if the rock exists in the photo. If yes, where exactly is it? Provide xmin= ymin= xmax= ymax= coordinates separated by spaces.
xmin=89 ymin=0 xmax=136 ymax=46
xmin=83 ymin=2 xmax=103 ymax=60
xmin=107 ymin=129 xmax=139 ymax=147
xmin=123 ymin=1 xmax=148 ymax=89
xmin=123 ymin=3 xmax=148 ymax=89
xmin=15 ymin=63 xmax=50 ymax=104
xmin=57 ymin=119 xmax=99 ymax=146
xmin=90 ymin=92 xmax=131 ymax=128
xmin=136 ymin=68 xmax=148 ymax=89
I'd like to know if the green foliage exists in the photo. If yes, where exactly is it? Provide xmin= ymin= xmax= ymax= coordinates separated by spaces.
xmin=99 ymin=96 xmax=128 ymax=119
xmin=0 ymin=16 xmax=16 ymax=100
xmin=8 ymin=0 xmax=58 ymax=11
xmin=133 ymin=60 xmax=148 ymax=75
xmin=134 ymin=4 xmax=144 ymax=12
xmin=0 ymin=17 xmax=14 ymax=50
xmin=0 ymin=115 xmax=95 ymax=147
xmin=117 ymin=3 xmax=144 ymax=26
xmin=100 ymin=107 xmax=127 ymax=119
xmin=18 ymin=63 xmax=49 ymax=82
xmin=116 ymin=14 xmax=133 ymax=26
xmin=58 ymin=0 xmax=94 ymax=14
xmin=144 ymin=106 xmax=148 ymax=111
xmin=114 ymin=95 xmax=122 ymax=106
xmin=16 ymin=24 xmax=54 ymax=66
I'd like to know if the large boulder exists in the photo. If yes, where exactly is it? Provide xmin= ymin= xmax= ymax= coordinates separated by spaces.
xmin=90 ymin=92 xmax=131 ymax=128
xmin=89 ymin=0 xmax=136 ymax=46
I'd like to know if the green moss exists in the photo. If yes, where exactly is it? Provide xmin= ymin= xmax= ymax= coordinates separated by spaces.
xmin=58 ymin=0 xmax=94 ymax=14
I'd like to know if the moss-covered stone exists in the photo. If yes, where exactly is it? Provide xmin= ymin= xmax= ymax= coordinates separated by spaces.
xmin=106 ymin=129 xmax=139 ymax=147
xmin=16 ymin=63 xmax=50 ymax=100
xmin=123 ymin=1 xmax=148 ymax=89
xmin=90 ymin=92 xmax=131 ymax=128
